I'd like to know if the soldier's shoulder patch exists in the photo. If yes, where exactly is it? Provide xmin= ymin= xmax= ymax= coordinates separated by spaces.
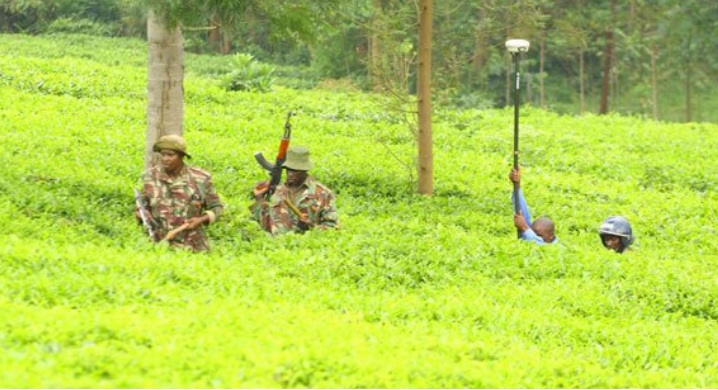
xmin=187 ymin=166 xmax=212 ymax=180
xmin=141 ymin=166 xmax=161 ymax=180
xmin=313 ymin=181 xmax=334 ymax=195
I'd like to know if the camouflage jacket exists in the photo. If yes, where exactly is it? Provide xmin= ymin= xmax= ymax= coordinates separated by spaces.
xmin=250 ymin=176 xmax=338 ymax=235
xmin=137 ymin=164 xmax=224 ymax=251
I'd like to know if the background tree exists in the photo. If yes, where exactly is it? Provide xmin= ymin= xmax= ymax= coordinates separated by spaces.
xmin=548 ymin=0 xmax=592 ymax=114
xmin=599 ymin=0 xmax=616 ymax=115
xmin=659 ymin=0 xmax=718 ymax=122
xmin=204 ymin=0 xmax=252 ymax=54
xmin=142 ymin=0 xmax=204 ymax=169
xmin=140 ymin=0 xmax=333 ymax=168
xmin=417 ymin=0 xmax=432 ymax=195
xmin=2 ymin=0 xmax=717 ymax=123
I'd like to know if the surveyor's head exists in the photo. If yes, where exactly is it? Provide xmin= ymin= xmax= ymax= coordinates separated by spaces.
xmin=532 ymin=217 xmax=555 ymax=243
xmin=599 ymin=216 xmax=634 ymax=253
xmin=153 ymin=135 xmax=190 ymax=173
xmin=283 ymin=146 xmax=313 ymax=186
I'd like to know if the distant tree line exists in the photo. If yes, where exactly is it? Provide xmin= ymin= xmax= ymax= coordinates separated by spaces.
xmin=2 ymin=0 xmax=717 ymax=122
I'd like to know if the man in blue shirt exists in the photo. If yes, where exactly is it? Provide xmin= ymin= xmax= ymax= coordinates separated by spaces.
xmin=509 ymin=168 xmax=557 ymax=245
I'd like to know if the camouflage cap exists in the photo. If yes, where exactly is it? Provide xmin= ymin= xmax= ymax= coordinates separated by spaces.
xmin=282 ymin=146 xmax=313 ymax=171
xmin=153 ymin=134 xmax=192 ymax=159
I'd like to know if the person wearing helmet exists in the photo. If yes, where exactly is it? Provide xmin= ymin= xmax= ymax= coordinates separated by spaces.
xmin=251 ymin=146 xmax=339 ymax=235
xmin=509 ymin=167 xmax=557 ymax=245
xmin=599 ymin=216 xmax=634 ymax=253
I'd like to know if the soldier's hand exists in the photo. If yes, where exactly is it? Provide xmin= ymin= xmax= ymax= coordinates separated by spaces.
xmin=297 ymin=214 xmax=314 ymax=231
xmin=253 ymin=181 xmax=269 ymax=200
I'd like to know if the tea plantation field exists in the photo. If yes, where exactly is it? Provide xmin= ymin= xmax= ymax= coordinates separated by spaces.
xmin=1 ymin=33 xmax=718 ymax=388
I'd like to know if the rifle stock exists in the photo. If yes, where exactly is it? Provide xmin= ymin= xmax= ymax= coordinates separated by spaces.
xmin=163 ymin=222 xmax=190 ymax=241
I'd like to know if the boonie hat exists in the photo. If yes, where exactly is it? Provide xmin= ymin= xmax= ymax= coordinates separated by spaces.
xmin=282 ymin=146 xmax=313 ymax=171
xmin=153 ymin=134 xmax=192 ymax=159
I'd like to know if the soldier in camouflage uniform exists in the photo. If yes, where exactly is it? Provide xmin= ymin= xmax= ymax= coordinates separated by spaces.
xmin=250 ymin=146 xmax=339 ymax=235
xmin=135 ymin=135 xmax=224 ymax=252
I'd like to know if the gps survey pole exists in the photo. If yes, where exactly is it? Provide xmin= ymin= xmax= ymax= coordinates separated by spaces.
xmin=506 ymin=39 xmax=530 ymax=236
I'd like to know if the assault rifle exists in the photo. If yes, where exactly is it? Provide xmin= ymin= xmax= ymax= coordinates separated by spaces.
xmin=254 ymin=111 xmax=294 ymax=199
xmin=134 ymin=188 xmax=158 ymax=241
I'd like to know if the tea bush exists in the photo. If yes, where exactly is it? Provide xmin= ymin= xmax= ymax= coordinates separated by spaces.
xmin=1 ymin=33 xmax=718 ymax=388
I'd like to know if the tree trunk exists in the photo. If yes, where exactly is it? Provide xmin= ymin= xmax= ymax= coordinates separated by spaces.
xmin=579 ymin=48 xmax=585 ymax=114
xmin=598 ymin=37 xmax=612 ymax=114
xmin=417 ymin=0 xmax=433 ymax=195
xmin=370 ymin=0 xmax=382 ymax=91
xmin=470 ymin=7 xmax=488 ymax=89
xmin=0 ymin=11 xmax=8 ymax=32
xmin=208 ymin=13 xmax=221 ymax=52
xmin=685 ymin=63 xmax=692 ymax=122
xmin=612 ymin=61 xmax=619 ymax=108
xmin=539 ymin=32 xmax=545 ymax=108
xmin=599 ymin=0 xmax=616 ymax=115
xmin=221 ymin=33 xmax=232 ymax=54
xmin=145 ymin=10 xmax=184 ymax=170
xmin=650 ymin=44 xmax=658 ymax=120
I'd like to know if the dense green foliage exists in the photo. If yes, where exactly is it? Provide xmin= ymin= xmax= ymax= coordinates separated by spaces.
xmin=2 ymin=0 xmax=718 ymax=123
xmin=220 ymin=53 xmax=276 ymax=92
xmin=2 ymin=33 xmax=718 ymax=388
